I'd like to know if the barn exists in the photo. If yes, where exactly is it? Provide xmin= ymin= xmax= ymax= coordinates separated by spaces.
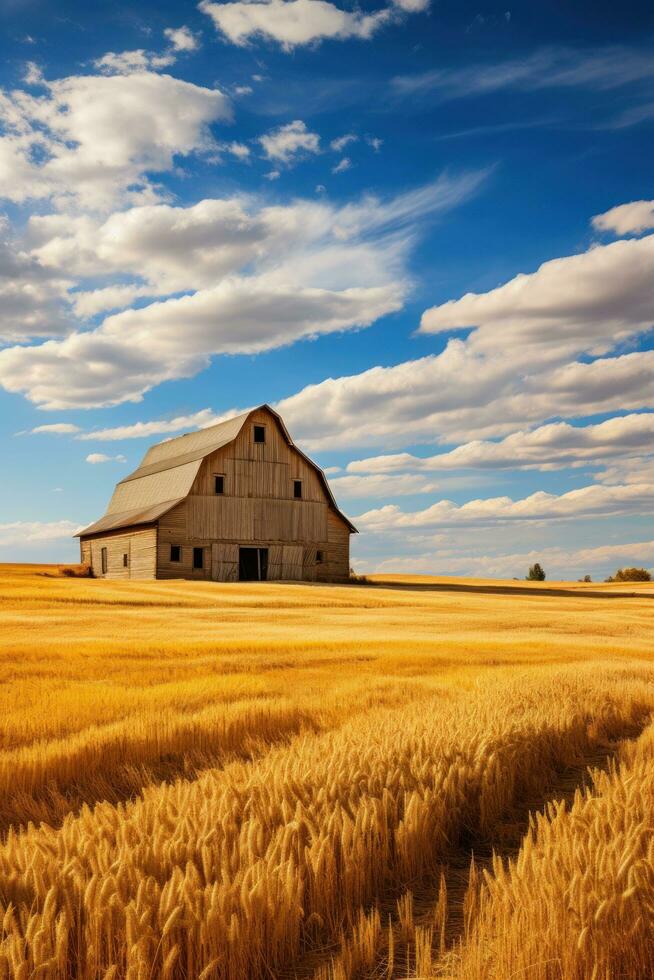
xmin=76 ymin=405 xmax=357 ymax=582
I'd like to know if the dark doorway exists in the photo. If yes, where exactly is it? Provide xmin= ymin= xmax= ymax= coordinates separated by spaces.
xmin=239 ymin=547 xmax=268 ymax=581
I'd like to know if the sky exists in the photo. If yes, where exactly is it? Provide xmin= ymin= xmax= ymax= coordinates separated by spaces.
xmin=0 ymin=0 xmax=653 ymax=580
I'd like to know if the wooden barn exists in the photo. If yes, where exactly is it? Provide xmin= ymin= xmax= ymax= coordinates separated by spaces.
xmin=76 ymin=405 xmax=356 ymax=582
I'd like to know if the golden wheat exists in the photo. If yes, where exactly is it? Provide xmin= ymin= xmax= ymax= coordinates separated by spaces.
xmin=0 ymin=564 xmax=653 ymax=979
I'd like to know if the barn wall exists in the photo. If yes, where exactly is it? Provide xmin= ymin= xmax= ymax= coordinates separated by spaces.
xmin=326 ymin=512 xmax=351 ymax=581
xmin=80 ymin=539 xmax=91 ymax=566
xmin=81 ymin=527 xmax=157 ymax=580
xmin=155 ymin=407 xmax=350 ymax=582
xmin=84 ymin=408 xmax=353 ymax=584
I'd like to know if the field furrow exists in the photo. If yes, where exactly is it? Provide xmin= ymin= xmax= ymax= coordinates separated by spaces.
xmin=1 ymin=567 xmax=654 ymax=979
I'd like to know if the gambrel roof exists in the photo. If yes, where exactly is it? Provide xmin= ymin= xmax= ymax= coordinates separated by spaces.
xmin=77 ymin=405 xmax=356 ymax=536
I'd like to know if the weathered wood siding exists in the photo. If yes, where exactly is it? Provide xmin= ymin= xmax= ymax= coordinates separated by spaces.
xmin=326 ymin=511 xmax=351 ymax=581
xmin=154 ymin=408 xmax=350 ymax=582
xmin=83 ymin=527 xmax=157 ymax=580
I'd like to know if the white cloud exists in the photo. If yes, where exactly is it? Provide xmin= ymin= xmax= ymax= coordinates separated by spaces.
xmin=595 ymin=456 xmax=654 ymax=486
xmin=392 ymin=0 xmax=429 ymax=11
xmin=199 ymin=0 xmax=395 ymax=49
xmin=22 ymin=422 xmax=81 ymax=435
xmin=369 ymin=538 xmax=654 ymax=580
xmin=259 ymin=119 xmax=320 ymax=164
xmin=331 ymin=473 xmax=440 ymax=497
xmin=265 ymin=169 xmax=280 ymax=180
xmin=592 ymin=200 xmax=654 ymax=236
xmin=0 ymin=520 xmax=79 ymax=547
xmin=85 ymin=452 xmax=127 ymax=464
xmin=355 ymin=482 xmax=654 ymax=531
xmin=330 ymin=133 xmax=357 ymax=152
xmin=164 ymin=26 xmax=200 ymax=51
xmin=70 ymin=284 xmax=156 ymax=318
xmin=419 ymin=234 xmax=654 ymax=360
xmin=347 ymin=413 xmax=654 ymax=474
xmin=0 ymin=172 xmax=486 ymax=409
xmin=77 ymin=409 xmax=221 ymax=441
xmin=234 ymin=85 xmax=253 ymax=96
xmin=93 ymin=50 xmax=176 ymax=74
xmin=332 ymin=157 xmax=351 ymax=174
xmin=392 ymin=46 xmax=654 ymax=100
xmin=24 ymin=62 xmax=44 ymax=85
xmin=272 ymin=347 xmax=654 ymax=451
xmin=0 ymin=69 xmax=231 ymax=208
xmin=0 ymin=229 xmax=72 ymax=341
xmin=225 ymin=141 xmax=251 ymax=159
xmin=366 ymin=135 xmax=383 ymax=151
xmin=0 ymin=281 xmax=403 ymax=409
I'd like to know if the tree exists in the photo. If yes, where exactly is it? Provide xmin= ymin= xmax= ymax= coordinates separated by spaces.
xmin=526 ymin=563 xmax=546 ymax=581
xmin=606 ymin=567 xmax=652 ymax=583
xmin=579 ymin=575 xmax=592 ymax=583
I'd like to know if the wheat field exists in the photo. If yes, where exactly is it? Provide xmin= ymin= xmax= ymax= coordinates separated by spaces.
xmin=1 ymin=564 xmax=654 ymax=979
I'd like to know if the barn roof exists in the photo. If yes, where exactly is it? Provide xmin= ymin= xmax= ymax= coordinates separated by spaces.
xmin=77 ymin=405 xmax=356 ymax=537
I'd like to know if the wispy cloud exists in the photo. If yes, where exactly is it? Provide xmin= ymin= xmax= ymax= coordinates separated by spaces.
xmin=392 ymin=46 xmax=654 ymax=101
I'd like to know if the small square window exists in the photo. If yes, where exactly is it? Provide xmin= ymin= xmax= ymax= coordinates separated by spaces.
xmin=214 ymin=474 xmax=225 ymax=495
xmin=170 ymin=545 xmax=181 ymax=563
xmin=253 ymin=425 xmax=266 ymax=444
xmin=122 ymin=553 xmax=129 ymax=568
xmin=193 ymin=547 xmax=204 ymax=570
xmin=101 ymin=547 xmax=107 ymax=574
xmin=293 ymin=480 xmax=302 ymax=499
xmin=316 ymin=550 xmax=324 ymax=564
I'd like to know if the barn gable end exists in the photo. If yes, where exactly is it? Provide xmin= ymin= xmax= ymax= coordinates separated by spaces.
xmin=77 ymin=405 xmax=355 ymax=582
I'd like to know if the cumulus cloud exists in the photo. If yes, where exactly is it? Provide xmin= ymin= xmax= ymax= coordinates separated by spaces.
xmin=93 ymin=49 xmax=176 ymax=74
xmin=347 ymin=413 xmax=654 ymax=474
xmin=200 ymin=0 xmax=401 ymax=49
xmin=21 ymin=423 xmax=82 ymax=435
xmin=164 ymin=26 xmax=200 ymax=51
xmin=272 ymin=347 xmax=654 ymax=451
xmin=0 ymin=520 xmax=79 ymax=547
xmin=0 ymin=229 xmax=72 ymax=341
xmin=0 ymin=171 xmax=485 ymax=409
xmin=252 ymin=232 xmax=654 ymax=449
xmin=76 ymin=409 xmax=221 ymax=441
xmin=355 ymin=482 xmax=654 ymax=531
xmin=370 ymin=538 xmax=654 ymax=580
xmin=85 ymin=453 xmax=127 ymax=464
xmin=0 ymin=69 xmax=230 ymax=209
xmin=0 ymin=281 xmax=403 ymax=409
xmin=259 ymin=119 xmax=320 ymax=164
xmin=419 ymin=234 xmax=654 ymax=359
xmin=592 ymin=200 xmax=654 ymax=236
xmin=595 ymin=456 xmax=654 ymax=486
xmin=331 ymin=473 xmax=441 ymax=498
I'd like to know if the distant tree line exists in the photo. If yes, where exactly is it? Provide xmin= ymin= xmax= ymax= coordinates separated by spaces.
xmin=523 ymin=565 xmax=652 ymax=583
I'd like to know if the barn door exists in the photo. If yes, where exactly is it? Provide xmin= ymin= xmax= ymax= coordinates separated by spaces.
xmin=238 ymin=547 xmax=268 ymax=581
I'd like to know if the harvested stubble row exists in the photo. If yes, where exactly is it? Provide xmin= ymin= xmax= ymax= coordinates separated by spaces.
xmin=0 ymin=666 xmax=652 ymax=979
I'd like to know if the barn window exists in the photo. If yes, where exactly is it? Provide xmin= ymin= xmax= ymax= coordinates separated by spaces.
xmin=214 ymin=474 xmax=225 ymax=495
xmin=122 ymin=553 xmax=128 ymax=568
xmin=101 ymin=547 xmax=107 ymax=574
xmin=193 ymin=547 xmax=204 ymax=570
xmin=253 ymin=424 xmax=266 ymax=444
xmin=293 ymin=480 xmax=302 ymax=499
xmin=170 ymin=545 xmax=181 ymax=562
xmin=316 ymin=550 xmax=324 ymax=564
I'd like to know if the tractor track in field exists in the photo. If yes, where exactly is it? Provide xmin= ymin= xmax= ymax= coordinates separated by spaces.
xmin=282 ymin=718 xmax=649 ymax=980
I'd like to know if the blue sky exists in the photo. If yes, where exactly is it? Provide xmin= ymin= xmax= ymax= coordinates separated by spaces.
xmin=1 ymin=0 xmax=653 ymax=579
